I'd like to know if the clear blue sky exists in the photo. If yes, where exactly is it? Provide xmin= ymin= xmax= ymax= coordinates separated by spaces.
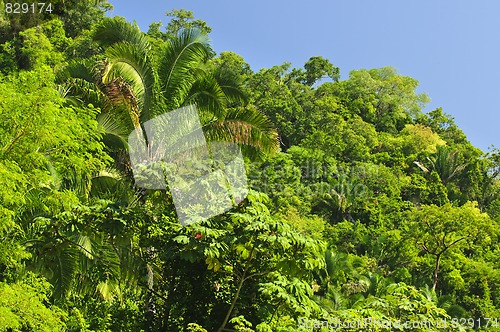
xmin=109 ymin=1 xmax=500 ymax=152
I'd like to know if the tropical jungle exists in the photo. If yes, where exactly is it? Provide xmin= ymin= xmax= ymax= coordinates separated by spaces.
xmin=1 ymin=1 xmax=500 ymax=331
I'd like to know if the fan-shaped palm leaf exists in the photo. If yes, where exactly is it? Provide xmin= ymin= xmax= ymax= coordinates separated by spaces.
xmin=414 ymin=146 xmax=465 ymax=184
xmin=64 ymin=77 xmax=107 ymax=109
xmin=90 ymin=168 xmax=139 ymax=205
xmin=57 ymin=83 xmax=84 ymax=107
xmin=59 ymin=59 xmax=109 ymax=108
xmin=61 ymin=59 xmax=100 ymax=83
xmin=96 ymin=112 xmax=129 ymax=150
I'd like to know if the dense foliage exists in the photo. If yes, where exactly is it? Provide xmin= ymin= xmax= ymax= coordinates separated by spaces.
xmin=1 ymin=2 xmax=500 ymax=331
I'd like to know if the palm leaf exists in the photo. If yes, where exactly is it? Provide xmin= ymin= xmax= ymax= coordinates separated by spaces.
xmin=96 ymin=112 xmax=130 ymax=150
xmin=214 ymin=66 xmax=249 ymax=105
xmin=90 ymin=168 xmax=137 ymax=205
xmin=159 ymin=28 xmax=212 ymax=110
xmin=57 ymin=83 xmax=84 ymax=107
xmin=61 ymin=59 xmax=99 ymax=83
xmin=73 ymin=235 xmax=122 ymax=300
xmin=203 ymin=106 xmax=279 ymax=160
xmin=64 ymin=77 xmax=107 ymax=109
xmin=73 ymin=234 xmax=94 ymax=260
xmin=93 ymin=17 xmax=151 ymax=53
xmin=103 ymin=41 xmax=156 ymax=123
xmin=184 ymin=73 xmax=227 ymax=120
xmin=112 ymin=238 xmax=148 ymax=287
xmin=56 ymin=250 xmax=78 ymax=298
xmin=28 ymin=232 xmax=91 ymax=299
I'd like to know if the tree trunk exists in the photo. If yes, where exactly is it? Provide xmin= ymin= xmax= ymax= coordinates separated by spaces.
xmin=217 ymin=272 xmax=246 ymax=332
xmin=432 ymin=254 xmax=441 ymax=291
xmin=217 ymin=246 xmax=255 ymax=332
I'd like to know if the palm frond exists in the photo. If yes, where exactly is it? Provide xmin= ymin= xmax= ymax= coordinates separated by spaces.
xmin=103 ymin=41 xmax=155 ymax=122
xmin=65 ymin=77 xmax=107 ymax=109
xmin=73 ymin=234 xmax=123 ymax=299
xmin=57 ymin=83 xmax=83 ymax=107
xmin=184 ymin=73 xmax=227 ymax=120
xmin=203 ymin=106 xmax=279 ymax=160
xmin=214 ymin=66 xmax=249 ymax=106
xmin=73 ymin=234 xmax=94 ymax=260
xmin=326 ymin=287 xmax=347 ymax=310
xmin=415 ymin=146 xmax=466 ymax=184
xmin=113 ymin=238 xmax=148 ymax=287
xmin=421 ymin=284 xmax=438 ymax=303
xmin=413 ymin=161 xmax=429 ymax=173
xmin=62 ymin=59 xmax=99 ymax=83
xmin=97 ymin=112 xmax=130 ymax=150
xmin=51 ymin=248 xmax=78 ymax=299
xmin=90 ymin=168 xmax=131 ymax=202
xmin=93 ymin=17 xmax=151 ymax=53
xmin=159 ymin=28 xmax=212 ymax=110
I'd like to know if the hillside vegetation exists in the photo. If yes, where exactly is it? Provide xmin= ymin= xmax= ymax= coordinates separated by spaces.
xmin=1 ymin=2 xmax=500 ymax=331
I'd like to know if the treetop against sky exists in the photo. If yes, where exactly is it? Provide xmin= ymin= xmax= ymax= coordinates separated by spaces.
xmin=111 ymin=0 xmax=500 ymax=152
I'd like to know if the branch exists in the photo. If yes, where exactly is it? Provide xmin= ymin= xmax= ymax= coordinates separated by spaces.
xmin=2 ymin=98 xmax=41 ymax=155
xmin=2 ymin=128 xmax=31 ymax=155
xmin=243 ymin=271 xmax=268 ymax=282
xmin=218 ymin=241 xmax=257 ymax=332
xmin=421 ymin=242 xmax=437 ymax=255
xmin=442 ymin=236 xmax=471 ymax=252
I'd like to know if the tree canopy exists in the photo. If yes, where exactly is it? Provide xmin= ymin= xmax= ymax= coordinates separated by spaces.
xmin=1 ymin=3 xmax=500 ymax=332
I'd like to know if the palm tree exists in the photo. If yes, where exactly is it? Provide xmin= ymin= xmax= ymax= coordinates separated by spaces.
xmin=414 ymin=146 xmax=465 ymax=185
xmin=421 ymin=285 xmax=468 ymax=318
xmin=314 ymin=250 xmax=364 ymax=310
xmin=20 ymin=195 xmax=139 ymax=300
xmin=313 ymin=249 xmax=395 ymax=315
xmin=313 ymin=174 xmax=361 ymax=222
xmin=61 ymin=18 xmax=279 ymax=162
xmin=57 ymin=18 xmax=279 ymax=325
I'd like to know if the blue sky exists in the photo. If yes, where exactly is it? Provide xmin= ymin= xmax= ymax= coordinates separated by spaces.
xmin=110 ymin=1 xmax=500 ymax=152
